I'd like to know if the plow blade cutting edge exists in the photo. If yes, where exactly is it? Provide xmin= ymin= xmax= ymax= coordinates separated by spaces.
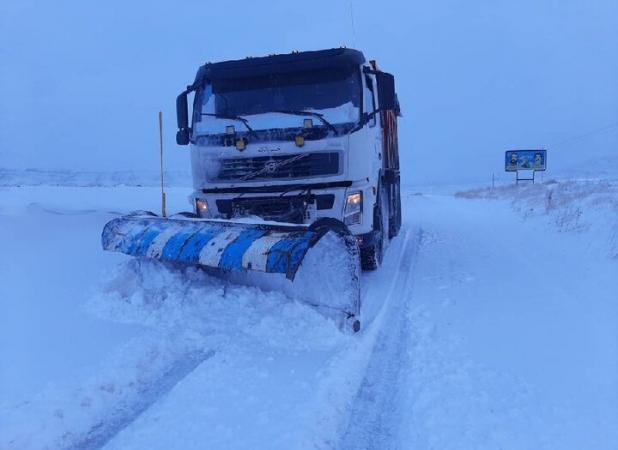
xmin=101 ymin=215 xmax=361 ymax=331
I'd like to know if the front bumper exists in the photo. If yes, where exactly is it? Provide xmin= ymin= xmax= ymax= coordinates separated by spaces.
xmin=192 ymin=183 xmax=375 ymax=235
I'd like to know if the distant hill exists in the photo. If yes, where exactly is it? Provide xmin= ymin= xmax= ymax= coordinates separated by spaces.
xmin=0 ymin=168 xmax=192 ymax=187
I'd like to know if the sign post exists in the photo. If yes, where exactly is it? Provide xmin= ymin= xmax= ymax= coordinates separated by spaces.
xmin=505 ymin=149 xmax=547 ymax=184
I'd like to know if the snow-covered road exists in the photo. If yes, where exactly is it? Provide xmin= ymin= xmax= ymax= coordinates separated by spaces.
xmin=342 ymin=187 xmax=618 ymax=449
xmin=1 ymin=181 xmax=616 ymax=449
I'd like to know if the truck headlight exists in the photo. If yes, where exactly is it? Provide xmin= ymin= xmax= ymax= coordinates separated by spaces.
xmin=344 ymin=191 xmax=362 ymax=225
xmin=195 ymin=198 xmax=211 ymax=218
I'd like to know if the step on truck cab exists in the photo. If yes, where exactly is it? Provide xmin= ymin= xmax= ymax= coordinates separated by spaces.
xmin=176 ymin=48 xmax=402 ymax=269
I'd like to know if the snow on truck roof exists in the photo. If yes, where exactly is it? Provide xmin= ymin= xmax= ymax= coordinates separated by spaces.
xmin=191 ymin=48 xmax=366 ymax=85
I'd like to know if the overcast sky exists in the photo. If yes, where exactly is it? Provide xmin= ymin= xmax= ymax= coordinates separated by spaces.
xmin=1 ymin=0 xmax=617 ymax=184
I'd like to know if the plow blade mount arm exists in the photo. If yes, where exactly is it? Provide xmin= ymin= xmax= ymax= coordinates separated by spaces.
xmin=101 ymin=215 xmax=361 ymax=331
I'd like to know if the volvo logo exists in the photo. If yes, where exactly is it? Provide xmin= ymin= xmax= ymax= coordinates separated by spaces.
xmin=264 ymin=161 xmax=278 ymax=173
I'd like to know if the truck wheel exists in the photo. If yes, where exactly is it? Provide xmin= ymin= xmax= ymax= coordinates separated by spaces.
xmin=360 ymin=231 xmax=383 ymax=270
xmin=389 ymin=181 xmax=402 ymax=238
xmin=361 ymin=190 xmax=387 ymax=271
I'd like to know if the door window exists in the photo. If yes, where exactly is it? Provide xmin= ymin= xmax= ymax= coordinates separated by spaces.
xmin=363 ymin=74 xmax=377 ymax=127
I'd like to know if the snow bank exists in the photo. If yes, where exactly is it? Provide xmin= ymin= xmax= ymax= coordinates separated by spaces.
xmin=390 ymin=192 xmax=618 ymax=449
xmin=457 ymin=179 xmax=618 ymax=258
xmin=1 ymin=258 xmax=348 ymax=449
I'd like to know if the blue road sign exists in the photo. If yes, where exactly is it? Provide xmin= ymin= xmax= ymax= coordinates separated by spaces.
xmin=505 ymin=149 xmax=547 ymax=172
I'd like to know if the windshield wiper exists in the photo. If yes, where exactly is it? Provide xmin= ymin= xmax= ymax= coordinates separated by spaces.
xmin=201 ymin=112 xmax=258 ymax=138
xmin=273 ymin=110 xmax=338 ymax=135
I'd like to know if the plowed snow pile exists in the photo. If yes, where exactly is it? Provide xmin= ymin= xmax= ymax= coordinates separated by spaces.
xmin=1 ymin=257 xmax=356 ymax=448
xmin=457 ymin=179 xmax=618 ymax=257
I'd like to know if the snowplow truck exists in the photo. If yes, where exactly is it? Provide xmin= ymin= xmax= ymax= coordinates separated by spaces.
xmin=102 ymin=48 xmax=401 ymax=332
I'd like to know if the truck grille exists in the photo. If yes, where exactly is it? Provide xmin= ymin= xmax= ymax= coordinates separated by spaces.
xmin=214 ymin=152 xmax=340 ymax=181
xmin=216 ymin=194 xmax=334 ymax=224
xmin=217 ymin=196 xmax=307 ymax=223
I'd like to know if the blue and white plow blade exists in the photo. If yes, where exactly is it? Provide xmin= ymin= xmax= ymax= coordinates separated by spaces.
xmin=101 ymin=214 xmax=362 ymax=331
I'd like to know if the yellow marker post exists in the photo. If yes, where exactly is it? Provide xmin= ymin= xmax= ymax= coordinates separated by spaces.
xmin=159 ymin=111 xmax=167 ymax=217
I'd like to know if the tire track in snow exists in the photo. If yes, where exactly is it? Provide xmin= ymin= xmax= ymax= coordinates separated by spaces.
xmin=66 ymin=349 xmax=215 ymax=450
xmin=338 ymin=229 xmax=422 ymax=450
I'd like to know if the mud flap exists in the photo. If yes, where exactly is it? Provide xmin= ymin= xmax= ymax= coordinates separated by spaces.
xmin=102 ymin=215 xmax=361 ymax=331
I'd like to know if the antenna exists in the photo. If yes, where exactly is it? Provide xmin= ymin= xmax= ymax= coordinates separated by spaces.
xmin=349 ymin=1 xmax=357 ymax=48
xmin=158 ymin=111 xmax=167 ymax=217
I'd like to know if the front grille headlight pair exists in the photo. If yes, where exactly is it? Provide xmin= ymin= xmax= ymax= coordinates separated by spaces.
xmin=197 ymin=195 xmax=361 ymax=223
xmin=344 ymin=191 xmax=363 ymax=225
xmin=195 ymin=198 xmax=211 ymax=218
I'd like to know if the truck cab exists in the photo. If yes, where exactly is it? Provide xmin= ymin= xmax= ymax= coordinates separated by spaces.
xmin=175 ymin=48 xmax=401 ymax=269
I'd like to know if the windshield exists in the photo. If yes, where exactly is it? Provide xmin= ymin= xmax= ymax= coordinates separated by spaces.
xmin=193 ymin=66 xmax=361 ymax=137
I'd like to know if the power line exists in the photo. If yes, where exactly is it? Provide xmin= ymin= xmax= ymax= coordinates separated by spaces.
xmin=551 ymin=120 xmax=618 ymax=147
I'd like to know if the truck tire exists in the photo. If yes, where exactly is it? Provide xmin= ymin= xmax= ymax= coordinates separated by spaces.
xmin=361 ymin=188 xmax=387 ymax=271
xmin=361 ymin=231 xmax=383 ymax=270
xmin=389 ymin=180 xmax=402 ymax=238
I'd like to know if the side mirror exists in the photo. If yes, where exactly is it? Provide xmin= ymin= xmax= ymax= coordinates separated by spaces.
xmin=376 ymin=72 xmax=396 ymax=111
xmin=176 ymin=91 xmax=190 ymax=145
